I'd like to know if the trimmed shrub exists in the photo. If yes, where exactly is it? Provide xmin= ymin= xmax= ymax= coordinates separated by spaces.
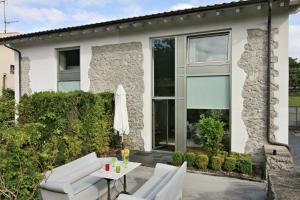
xmin=193 ymin=115 xmax=224 ymax=158
xmin=236 ymin=156 xmax=252 ymax=175
xmin=229 ymin=152 xmax=240 ymax=158
xmin=194 ymin=154 xmax=209 ymax=170
xmin=172 ymin=151 xmax=184 ymax=166
xmin=0 ymin=89 xmax=15 ymax=126
xmin=211 ymin=156 xmax=223 ymax=171
xmin=184 ymin=152 xmax=196 ymax=167
xmin=223 ymin=157 xmax=236 ymax=172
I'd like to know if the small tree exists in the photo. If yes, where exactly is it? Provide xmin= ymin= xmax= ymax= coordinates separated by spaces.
xmin=194 ymin=114 xmax=224 ymax=158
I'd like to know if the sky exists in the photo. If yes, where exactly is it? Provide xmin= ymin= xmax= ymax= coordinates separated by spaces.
xmin=0 ymin=0 xmax=299 ymax=59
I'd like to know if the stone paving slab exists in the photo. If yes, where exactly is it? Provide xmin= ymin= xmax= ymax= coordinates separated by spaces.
xmin=109 ymin=166 xmax=266 ymax=200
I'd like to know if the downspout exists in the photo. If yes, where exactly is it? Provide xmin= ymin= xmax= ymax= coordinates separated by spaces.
xmin=266 ymin=0 xmax=290 ymax=151
xmin=3 ymin=43 xmax=22 ymax=99
xmin=2 ymin=73 xmax=7 ymax=90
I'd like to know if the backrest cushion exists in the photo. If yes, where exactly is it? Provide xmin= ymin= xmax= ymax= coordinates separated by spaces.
xmin=46 ymin=152 xmax=98 ymax=181
xmin=144 ymin=168 xmax=177 ymax=200
xmin=155 ymin=162 xmax=187 ymax=200
xmin=59 ymin=159 xmax=102 ymax=184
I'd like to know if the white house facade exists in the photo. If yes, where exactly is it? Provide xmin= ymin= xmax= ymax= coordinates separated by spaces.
xmin=3 ymin=0 xmax=300 ymax=166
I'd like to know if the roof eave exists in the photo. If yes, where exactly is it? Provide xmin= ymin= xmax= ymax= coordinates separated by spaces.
xmin=1 ymin=0 xmax=276 ymax=44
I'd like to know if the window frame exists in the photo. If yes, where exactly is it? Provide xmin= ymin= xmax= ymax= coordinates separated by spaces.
xmin=56 ymin=46 xmax=81 ymax=92
xmin=186 ymin=32 xmax=231 ymax=67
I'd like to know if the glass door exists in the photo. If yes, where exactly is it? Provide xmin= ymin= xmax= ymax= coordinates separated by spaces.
xmin=153 ymin=100 xmax=175 ymax=151
xmin=152 ymin=37 xmax=175 ymax=151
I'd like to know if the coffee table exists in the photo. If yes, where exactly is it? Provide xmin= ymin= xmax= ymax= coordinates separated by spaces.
xmin=91 ymin=161 xmax=141 ymax=200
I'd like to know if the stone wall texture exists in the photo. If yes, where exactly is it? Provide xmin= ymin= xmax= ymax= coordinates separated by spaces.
xmin=238 ymin=29 xmax=279 ymax=165
xmin=21 ymin=57 xmax=32 ymax=96
xmin=265 ymin=145 xmax=300 ymax=200
xmin=89 ymin=42 xmax=144 ymax=150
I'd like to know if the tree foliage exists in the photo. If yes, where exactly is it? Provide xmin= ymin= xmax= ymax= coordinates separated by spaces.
xmin=289 ymin=57 xmax=300 ymax=93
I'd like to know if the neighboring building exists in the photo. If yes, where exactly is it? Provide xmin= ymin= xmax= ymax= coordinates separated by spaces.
xmin=0 ymin=32 xmax=18 ymax=95
xmin=3 ymin=0 xmax=300 ymax=167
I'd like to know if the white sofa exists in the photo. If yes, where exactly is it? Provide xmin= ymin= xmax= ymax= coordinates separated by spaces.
xmin=39 ymin=152 xmax=112 ymax=200
xmin=118 ymin=162 xmax=187 ymax=200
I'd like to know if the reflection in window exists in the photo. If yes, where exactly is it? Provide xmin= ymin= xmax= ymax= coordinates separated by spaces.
xmin=59 ymin=49 xmax=80 ymax=71
xmin=187 ymin=109 xmax=230 ymax=151
xmin=153 ymin=38 xmax=175 ymax=97
xmin=188 ymin=34 xmax=229 ymax=63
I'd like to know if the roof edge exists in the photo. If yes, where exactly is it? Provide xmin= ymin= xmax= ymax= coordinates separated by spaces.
xmin=2 ymin=0 xmax=272 ymax=43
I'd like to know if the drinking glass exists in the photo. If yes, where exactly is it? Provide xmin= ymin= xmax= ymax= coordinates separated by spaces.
xmin=111 ymin=157 xmax=117 ymax=167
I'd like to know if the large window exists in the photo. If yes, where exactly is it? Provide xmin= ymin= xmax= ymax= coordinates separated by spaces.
xmin=57 ymin=47 xmax=80 ymax=92
xmin=153 ymin=38 xmax=175 ymax=97
xmin=188 ymin=34 xmax=229 ymax=64
xmin=152 ymin=38 xmax=175 ymax=151
xmin=186 ymin=33 xmax=230 ymax=151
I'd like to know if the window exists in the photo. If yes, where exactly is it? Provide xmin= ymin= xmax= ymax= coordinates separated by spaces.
xmin=152 ymin=37 xmax=176 ymax=151
xmin=186 ymin=76 xmax=230 ymax=151
xmin=57 ymin=48 xmax=80 ymax=92
xmin=186 ymin=76 xmax=230 ymax=109
xmin=153 ymin=38 xmax=175 ymax=97
xmin=10 ymin=65 xmax=15 ymax=74
xmin=188 ymin=34 xmax=229 ymax=64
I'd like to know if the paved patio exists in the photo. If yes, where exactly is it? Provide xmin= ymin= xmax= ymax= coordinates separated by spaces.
xmin=289 ymin=131 xmax=300 ymax=172
xmin=110 ymin=166 xmax=266 ymax=200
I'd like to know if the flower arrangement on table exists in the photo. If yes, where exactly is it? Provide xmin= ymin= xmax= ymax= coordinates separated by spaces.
xmin=121 ymin=148 xmax=130 ymax=168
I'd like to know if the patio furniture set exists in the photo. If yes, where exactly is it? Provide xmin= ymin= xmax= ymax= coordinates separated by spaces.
xmin=39 ymin=152 xmax=187 ymax=200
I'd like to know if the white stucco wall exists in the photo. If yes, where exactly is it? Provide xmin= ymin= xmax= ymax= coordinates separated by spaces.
xmin=13 ymin=5 xmax=290 ymax=152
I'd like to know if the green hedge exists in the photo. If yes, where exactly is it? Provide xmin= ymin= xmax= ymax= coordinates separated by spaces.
xmin=0 ymin=89 xmax=15 ymax=126
xmin=0 ymin=91 xmax=114 ymax=199
xmin=18 ymin=91 xmax=114 ymax=160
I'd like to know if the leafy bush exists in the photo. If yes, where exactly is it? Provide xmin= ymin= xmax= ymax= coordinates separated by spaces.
xmin=0 ymin=91 xmax=114 ymax=199
xmin=218 ymin=151 xmax=229 ymax=165
xmin=194 ymin=154 xmax=209 ymax=170
xmin=236 ymin=156 xmax=252 ymax=175
xmin=172 ymin=151 xmax=184 ymax=166
xmin=211 ymin=156 xmax=223 ymax=171
xmin=223 ymin=157 xmax=236 ymax=172
xmin=0 ymin=123 xmax=47 ymax=200
xmin=229 ymin=152 xmax=240 ymax=159
xmin=184 ymin=152 xmax=196 ymax=167
xmin=0 ymin=89 xmax=15 ymax=126
xmin=194 ymin=115 xmax=224 ymax=158
xmin=2 ymin=88 xmax=15 ymax=99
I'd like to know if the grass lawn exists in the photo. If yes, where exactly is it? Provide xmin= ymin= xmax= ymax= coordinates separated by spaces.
xmin=289 ymin=95 xmax=300 ymax=106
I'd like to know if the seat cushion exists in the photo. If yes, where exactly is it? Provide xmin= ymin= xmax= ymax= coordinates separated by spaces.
xmin=72 ymin=175 xmax=103 ymax=194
